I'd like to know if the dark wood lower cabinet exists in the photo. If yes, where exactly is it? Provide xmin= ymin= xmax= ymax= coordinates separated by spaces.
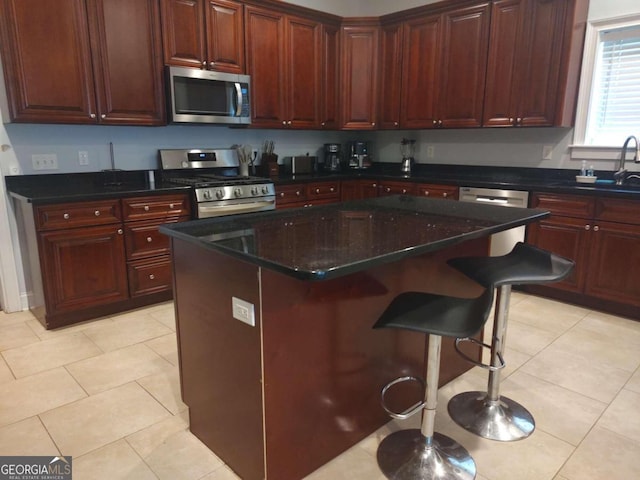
xmin=16 ymin=193 xmax=190 ymax=329
xmin=526 ymin=192 xmax=640 ymax=319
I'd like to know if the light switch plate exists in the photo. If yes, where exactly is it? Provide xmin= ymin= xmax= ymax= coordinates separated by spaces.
xmin=232 ymin=296 xmax=255 ymax=327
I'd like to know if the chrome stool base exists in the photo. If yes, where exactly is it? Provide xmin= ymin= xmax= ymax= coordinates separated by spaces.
xmin=377 ymin=429 xmax=476 ymax=480
xmin=448 ymin=391 xmax=534 ymax=441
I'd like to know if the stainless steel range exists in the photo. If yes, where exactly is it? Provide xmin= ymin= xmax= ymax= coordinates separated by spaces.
xmin=159 ymin=148 xmax=275 ymax=218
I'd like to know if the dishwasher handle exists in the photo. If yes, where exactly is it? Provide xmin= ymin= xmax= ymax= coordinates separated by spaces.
xmin=475 ymin=196 xmax=509 ymax=205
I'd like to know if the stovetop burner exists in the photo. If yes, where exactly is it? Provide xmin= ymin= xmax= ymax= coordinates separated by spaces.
xmin=166 ymin=174 xmax=269 ymax=188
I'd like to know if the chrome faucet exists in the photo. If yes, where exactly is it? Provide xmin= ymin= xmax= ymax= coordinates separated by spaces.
xmin=614 ymin=135 xmax=640 ymax=185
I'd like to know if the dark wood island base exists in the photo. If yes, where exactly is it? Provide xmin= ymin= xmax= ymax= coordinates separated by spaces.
xmin=171 ymin=236 xmax=488 ymax=480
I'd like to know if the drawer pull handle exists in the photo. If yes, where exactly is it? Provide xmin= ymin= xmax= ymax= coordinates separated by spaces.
xmin=149 ymin=274 xmax=155 ymax=280
xmin=146 ymin=237 xmax=153 ymax=243
xmin=63 ymin=213 xmax=70 ymax=219
xmin=144 ymin=205 xmax=150 ymax=211
xmin=94 ymin=210 xmax=100 ymax=216
xmin=117 ymin=229 xmax=123 ymax=235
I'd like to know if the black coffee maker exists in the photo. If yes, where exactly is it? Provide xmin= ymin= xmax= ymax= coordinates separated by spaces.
xmin=324 ymin=143 xmax=342 ymax=172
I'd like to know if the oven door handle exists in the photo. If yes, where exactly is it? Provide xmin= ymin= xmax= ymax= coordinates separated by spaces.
xmin=198 ymin=199 xmax=275 ymax=217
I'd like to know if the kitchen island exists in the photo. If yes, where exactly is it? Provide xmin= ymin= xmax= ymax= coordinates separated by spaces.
xmin=160 ymin=195 xmax=548 ymax=480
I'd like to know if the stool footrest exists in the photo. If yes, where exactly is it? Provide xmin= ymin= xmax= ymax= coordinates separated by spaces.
xmin=454 ymin=337 xmax=505 ymax=371
xmin=381 ymin=376 xmax=425 ymax=420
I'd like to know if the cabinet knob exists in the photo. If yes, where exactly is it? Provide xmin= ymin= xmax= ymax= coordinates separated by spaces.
xmin=372 ymin=183 xmax=377 ymax=187
xmin=287 ymin=121 xmax=292 ymax=126
xmin=282 ymin=121 xmax=287 ymax=126
xmin=402 ymin=189 xmax=407 ymax=194
xmin=321 ymin=122 xmax=326 ymax=127
xmin=296 ymin=190 xmax=301 ymax=196
xmin=202 ymin=61 xmax=207 ymax=66
xmin=146 ymin=236 xmax=153 ymax=243
xmin=516 ymin=117 xmax=522 ymax=125
xmin=315 ymin=188 xmax=320 ymax=193
xmin=169 ymin=203 xmax=175 ymax=209
xmin=279 ymin=192 xmax=285 ymax=197
xmin=149 ymin=274 xmax=155 ymax=280
xmin=438 ymin=120 xmax=443 ymax=127
xmin=394 ymin=121 xmax=399 ymax=126
xmin=101 ymin=114 xmax=106 ymax=119
xmin=385 ymin=187 xmax=391 ymax=193
xmin=330 ymin=187 xmax=334 ymax=192
xmin=424 ymin=191 xmax=430 ymax=196
xmin=117 ymin=228 xmax=123 ymax=235
xmin=63 ymin=213 xmax=70 ymax=219
xmin=371 ymin=122 xmax=376 ymax=127
xmin=585 ymin=224 xmax=591 ymax=230
xmin=209 ymin=62 xmax=215 ymax=68
xmin=90 ymin=113 xmax=96 ymax=119
xmin=432 ymin=120 xmax=437 ymax=126
xmin=509 ymin=117 xmax=514 ymax=124
xmin=144 ymin=205 xmax=150 ymax=211
xmin=94 ymin=210 xmax=100 ymax=216
xmin=593 ymin=225 xmax=600 ymax=232
xmin=443 ymin=192 xmax=448 ymax=198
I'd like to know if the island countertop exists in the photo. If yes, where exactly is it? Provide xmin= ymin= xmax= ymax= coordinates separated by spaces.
xmin=159 ymin=195 xmax=548 ymax=281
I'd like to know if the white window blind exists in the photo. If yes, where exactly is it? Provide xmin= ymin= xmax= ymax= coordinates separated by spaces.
xmin=585 ymin=25 xmax=640 ymax=146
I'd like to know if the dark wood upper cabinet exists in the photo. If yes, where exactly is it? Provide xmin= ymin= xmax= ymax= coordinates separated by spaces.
xmin=483 ymin=0 xmax=588 ymax=127
xmin=400 ymin=2 xmax=490 ymax=129
xmin=0 ymin=0 xmax=164 ymax=125
xmin=244 ymin=5 xmax=286 ymax=127
xmin=0 ymin=0 xmax=96 ymax=123
xmin=161 ymin=0 xmax=245 ymax=73
xmin=245 ymin=5 xmax=322 ymax=129
xmin=320 ymin=23 xmax=340 ymax=129
xmin=340 ymin=22 xmax=380 ymax=130
xmin=378 ymin=22 xmax=403 ymax=129
xmin=89 ymin=0 xmax=165 ymax=125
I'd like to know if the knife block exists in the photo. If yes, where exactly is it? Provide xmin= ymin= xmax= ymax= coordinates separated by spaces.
xmin=261 ymin=153 xmax=279 ymax=176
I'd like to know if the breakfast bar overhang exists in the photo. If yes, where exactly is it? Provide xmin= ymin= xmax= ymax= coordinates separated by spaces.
xmin=159 ymin=195 xmax=548 ymax=480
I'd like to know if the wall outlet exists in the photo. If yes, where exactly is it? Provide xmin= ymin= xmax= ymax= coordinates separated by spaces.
xmin=78 ymin=151 xmax=89 ymax=166
xmin=32 ymin=154 xmax=58 ymax=170
xmin=232 ymin=296 xmax=255 ymax=327
xmin=426 ymin=146 xmax=435 ymax=159
xmin=542 ymin=145 xmax=553 ymax=160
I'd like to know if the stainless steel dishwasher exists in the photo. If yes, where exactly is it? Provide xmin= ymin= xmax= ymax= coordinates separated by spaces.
xmin=459 ymin=186 xmax=530 ymax=256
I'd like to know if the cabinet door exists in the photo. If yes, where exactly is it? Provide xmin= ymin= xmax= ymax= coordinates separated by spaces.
xmin=286 ymin=16 xmax=321 ymax=129
xmin=438 ymin=2 xmax=490 ymax=128
xmin=245 ymin=5 xmax=286 ymax=127
xmin=160 ymin=0 xmax=206 ymax=68
xmin=527 ymin=216 xmax=590 ymax=294
xmin=0 ymin=0 xmax=96 ymax=123
xmin=320 ymin=24 xmax=340 ymax=129
xmin=483 ymin=0 xmax=526 ymax=126
xmin=88 ymin=0 xmax=165 ymax=125
xmin=585 ymin=221 xmax=640 ymax=307
xmin=516 ymin=0 xmax=569 ymax=126
xmin=340 ymin=25 xmax=379 ymax=130
xmin=378 ymin=22 xmax=403 ymax=129
xmin=39 ymin=225 xmax=128 ymax=314
xmin=205 ymin=0 xmax=245 ymax=73
xmin=400 ymin=14 xmax=441 ymax=129
xmin=340 ymin=180 xmax=378 ymax=201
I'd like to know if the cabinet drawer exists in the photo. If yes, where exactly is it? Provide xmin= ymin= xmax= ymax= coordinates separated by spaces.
xmin=128 ymin=256 xmax=172 ymax=297
xmin=124 ymin=218 xmax=181 ymax=260
xmin=306 ymin=181 xmax=341 ymax=200
xmin=416 ymin=184 xmax=459 ymax=200
xmin=36 ymin=200 xmax=122 ymax=231
xmin=378 ymin=182 xmax=416 ymax=196
xmin=595 ymin=197 xmax=640 ymax=225
xmin=531 ymin=193 xmax=595 ymax=219
xmin=275 ymin=184 xmax=307 ymax=206
xmin=122 ymin=194 xmax=190 ymax=221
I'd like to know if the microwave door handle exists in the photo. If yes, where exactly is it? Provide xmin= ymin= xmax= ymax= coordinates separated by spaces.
xmin=234 ymin=83 xmax=243 ymax=117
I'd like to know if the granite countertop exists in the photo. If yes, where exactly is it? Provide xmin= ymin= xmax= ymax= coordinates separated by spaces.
xmin=159 ymin=195 xmax=548 ymax=281
xmin=5 ymin=171 xmax=190 ymax=204
xmin=273 ymin=163 xmax=640 ymax=198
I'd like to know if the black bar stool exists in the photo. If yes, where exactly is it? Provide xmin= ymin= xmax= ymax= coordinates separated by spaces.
xmin=446 ymin=242 xmax=574 ymax=442
xmin=373 ymin=287 xmax=495 ymax=480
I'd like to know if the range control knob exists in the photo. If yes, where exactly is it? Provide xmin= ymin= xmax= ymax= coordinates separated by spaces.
xmin=203 ymin=190 xmax=212 ymax=200
xmin=234 ymin=187 xmax=243 ymax=198
xmin=262 ymin=185 xmax=270 ymax=194
xmin=215 ymin=189 xmax=225 ymax=200
xmin=251 ymin=186 xmax=259 ymax=196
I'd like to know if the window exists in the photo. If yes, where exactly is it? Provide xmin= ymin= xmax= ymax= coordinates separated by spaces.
xmin=572 ymin=14 xmax=640 ymax=157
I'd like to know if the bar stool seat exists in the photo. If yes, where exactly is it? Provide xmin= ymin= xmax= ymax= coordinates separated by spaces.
xmin=446 ymin=242 xmax=574 ymax=442
xmin=373 ymin=287 xmax=494 ymax=480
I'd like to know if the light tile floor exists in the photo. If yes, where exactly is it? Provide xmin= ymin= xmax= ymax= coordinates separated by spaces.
xmin=0 ymin=292 xmax=639 ymax=479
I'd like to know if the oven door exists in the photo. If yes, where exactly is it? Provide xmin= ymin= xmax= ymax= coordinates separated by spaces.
xmin=197 ymin=197 xmax=276 ymax=218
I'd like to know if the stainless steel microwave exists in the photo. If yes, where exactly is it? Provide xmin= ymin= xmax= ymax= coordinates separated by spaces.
xmin=166 ymin=66 xmax=251 ymax=125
